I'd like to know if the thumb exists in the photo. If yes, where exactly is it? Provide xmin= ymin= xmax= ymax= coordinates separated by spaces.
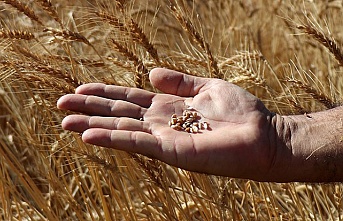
xmin=149 ymin=68 xmax=210 ymax=97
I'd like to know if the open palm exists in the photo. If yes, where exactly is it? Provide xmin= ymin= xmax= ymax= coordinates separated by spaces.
xmin=57 ymin=68 xmax=276 ymax=181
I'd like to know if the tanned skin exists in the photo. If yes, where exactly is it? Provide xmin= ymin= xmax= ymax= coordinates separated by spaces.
xmin=57 ymin=68 xmax=343 ymax=182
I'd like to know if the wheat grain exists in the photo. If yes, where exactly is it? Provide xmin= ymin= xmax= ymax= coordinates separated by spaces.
xmin=95 ymin=10 xmax=126 ymax=31
xmin=168 ymin=110 xmax=209 ymax=133
xmin=160 ymin=60 xmax=201 ymax=76
xmin=0 ymin=29 xmax=35 ymax=40
xmin=43 ymin=27 xmax=90 ymax=45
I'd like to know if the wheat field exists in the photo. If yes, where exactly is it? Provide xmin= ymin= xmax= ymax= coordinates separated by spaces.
xmin=0 ymin=0 xmax=343 ymax=220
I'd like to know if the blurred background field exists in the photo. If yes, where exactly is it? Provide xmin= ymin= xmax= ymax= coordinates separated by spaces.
xmin=0 ymin=0 xmax=343 ymax=220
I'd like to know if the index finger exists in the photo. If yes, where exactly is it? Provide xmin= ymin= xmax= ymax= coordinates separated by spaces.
xmin=149 ymin=68 xmax=211 ymax=97
xmin=75 ymin=83 xmax=156 ymax=108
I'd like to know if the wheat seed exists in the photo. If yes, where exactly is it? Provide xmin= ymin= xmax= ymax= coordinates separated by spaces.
xmin=168 ymin=110 xmax=209 ymax=133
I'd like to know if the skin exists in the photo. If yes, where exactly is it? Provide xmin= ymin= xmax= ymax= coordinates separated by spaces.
xmin=57 ymin=68 xmax=343 ymax=182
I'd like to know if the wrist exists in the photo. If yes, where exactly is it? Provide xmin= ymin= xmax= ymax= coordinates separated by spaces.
xmin=264 ymin=114 xmax=294 ymax=182
xmin=270 ymin=107 xmax=343 ymax=182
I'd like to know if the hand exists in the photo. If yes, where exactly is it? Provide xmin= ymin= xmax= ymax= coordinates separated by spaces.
xmin=57 ymin=68 xmax=277 ymax=181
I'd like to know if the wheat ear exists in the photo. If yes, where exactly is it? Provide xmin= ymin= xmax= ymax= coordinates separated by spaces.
xmin=108 ymin=38 xmax=148 ymax=88
xmin=0 ymin=29 xmax=35 ymax=40
xmin=96 ymin=11 xmax=159 ymax=63
xmin=298 ymin=25 xmax=343 ymax=67
xmin=127 ymin=18 xmax=160 ymax=63
xmin=43 ymin=27 xmax=91 ymax=45
xmin=287 ymin=78 xmax=335 ymax=109
xmin=169 ymin=2 xmax=222 ymax=79
xmin=128 ymin=153 xmax=164 ymax=189
xmin=2 ymin=0 xmax=43 ymax=25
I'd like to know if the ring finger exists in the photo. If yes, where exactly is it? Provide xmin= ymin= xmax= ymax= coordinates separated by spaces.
xmin=62 ymin=115 xmax=152 ymax=133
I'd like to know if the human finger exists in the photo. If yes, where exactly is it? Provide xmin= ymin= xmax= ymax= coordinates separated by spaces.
xmin=149 ymin=68 xmax=211 ymax=97
xmin=61 ymin=115 xmax=151 ymax=133
xmin=82 ymin=129 xmax=161 ymax=158
xmin=57 ymin=94 xmax=146 ymax=119
xmin=75 ymin=83 xmax=155 ymax=108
